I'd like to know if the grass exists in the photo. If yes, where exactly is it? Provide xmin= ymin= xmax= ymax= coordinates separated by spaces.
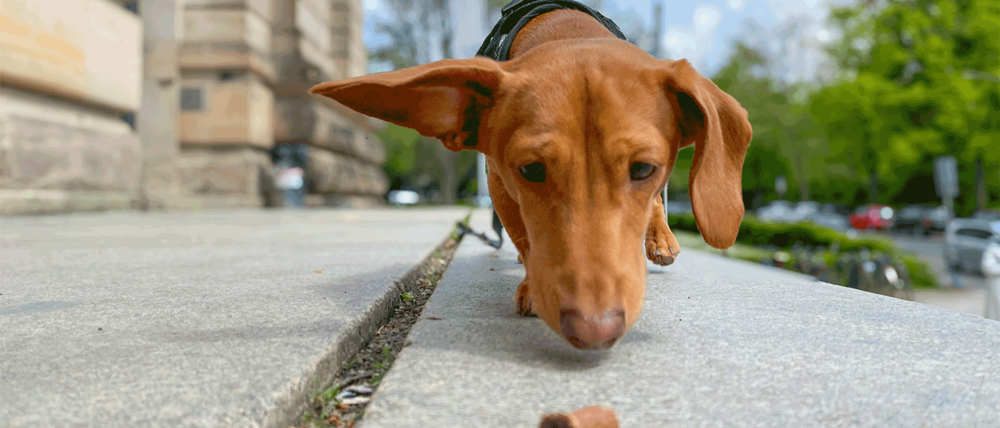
xmin=672 ymin=230 xmax=770 ymax=261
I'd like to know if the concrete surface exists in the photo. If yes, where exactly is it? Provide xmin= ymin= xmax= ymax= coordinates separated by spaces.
xmin=0 ymin=208 xmax=469 ymax=427
xmin=362 ymin=210 xmax=1000 ymax=428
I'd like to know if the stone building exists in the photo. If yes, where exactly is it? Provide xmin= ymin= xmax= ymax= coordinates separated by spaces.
xmin=0 ymin=0 xmax=387 ymax=215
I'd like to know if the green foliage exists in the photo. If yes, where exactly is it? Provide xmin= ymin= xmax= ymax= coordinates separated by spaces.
xmin=372 ymin=0 xmax=998 ymax=213
xmin=809 ymin=0 xmax=999 ymax=213
xmin=377 ymin=123 xmax=480 ymax=203
xmin=380 ymin=123 xmax=422 ymax=181
xmin=667 ymin=213 xmax=938 ymax=288
xmin=686 ymin=0 xmax=1000 ymax=215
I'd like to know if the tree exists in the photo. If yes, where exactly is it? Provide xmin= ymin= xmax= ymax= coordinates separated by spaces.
xmin=815 ymin=0 xmax=999 ymax=213
xmin=369 ymin=0 xmax=473 ymax=204
xmin=706 ymin=38 xmax=833 ymax=209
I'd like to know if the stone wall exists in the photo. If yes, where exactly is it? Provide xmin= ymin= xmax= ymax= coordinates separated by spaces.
xmin=0 ymin=0 xmax=143 ymax=112
xmin=0 ymin=0 xmax=143 ymax=215
xmin=174 ymin=0 xmax=276 ymax=208
xmin=0 ymin=0 xmax=386 ymax=215
xmin=273 ymin=0 xmax=387 ymax=207
xmin=0 ymin=88 xmax=142 ymax=215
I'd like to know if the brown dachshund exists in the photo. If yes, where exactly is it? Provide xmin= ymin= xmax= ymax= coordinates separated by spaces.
xmin=311 ymin=8 xmax=751 ymax=350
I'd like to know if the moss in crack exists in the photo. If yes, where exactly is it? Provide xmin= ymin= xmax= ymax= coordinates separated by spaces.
xmin=295 ymin=233 xmax=463 ymax=428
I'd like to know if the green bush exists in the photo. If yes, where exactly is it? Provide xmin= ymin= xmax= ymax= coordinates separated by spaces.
xmin=668 ymin=213 xmax=939 ymax=288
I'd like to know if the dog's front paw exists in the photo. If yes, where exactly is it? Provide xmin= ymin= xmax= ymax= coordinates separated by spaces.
xmin=645 ymin=230 xmax=681 ymax=266
xmin=514 ymin=279 xmax=536 ymax=317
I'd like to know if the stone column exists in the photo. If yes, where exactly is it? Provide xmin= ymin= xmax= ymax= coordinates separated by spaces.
xmin=137 ymin=0 xmax=185 ymax=209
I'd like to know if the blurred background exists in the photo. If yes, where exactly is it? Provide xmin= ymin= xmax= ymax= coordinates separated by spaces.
xmin=364 ymin=0 xmax=998 ymax=219
xmin=1 ymin=0 xmax=995 ymax=215
xmin=0 ymin=0 xmax=997 ymax=299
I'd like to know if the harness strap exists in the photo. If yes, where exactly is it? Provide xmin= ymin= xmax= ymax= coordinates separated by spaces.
xmin=476 ymin=0 xmax=628 ymax=62
xmin=473 ymin=0 xmax=628 ymax=249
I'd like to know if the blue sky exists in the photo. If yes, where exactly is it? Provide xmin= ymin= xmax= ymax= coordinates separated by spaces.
xmin=362 ymin=0 xmax=850 ymax=80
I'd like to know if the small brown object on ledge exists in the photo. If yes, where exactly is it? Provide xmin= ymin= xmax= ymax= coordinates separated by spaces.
xmin=539 ymin=405 xmax=619 ymax=428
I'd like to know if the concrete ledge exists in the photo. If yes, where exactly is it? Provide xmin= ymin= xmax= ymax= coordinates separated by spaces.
xmin=362 ymin=210 xmax=1000 ymax=427
xmin=0 ymin=208 xmax=470 ymax=427
xmin=155 ymin=193 xmax=266 ymax=211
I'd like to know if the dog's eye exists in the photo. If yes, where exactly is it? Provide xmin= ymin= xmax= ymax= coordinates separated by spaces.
xmin=519 ymin=162 xmax=546 ymax=183
xmin=630 ymin=162 xmax=656 ymax=181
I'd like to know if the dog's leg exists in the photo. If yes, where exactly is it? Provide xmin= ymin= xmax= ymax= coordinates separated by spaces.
xmin=645 ymin=193 xmax=681 ymax=266
xmin=488 ymin=172 xmax=535 ymax=316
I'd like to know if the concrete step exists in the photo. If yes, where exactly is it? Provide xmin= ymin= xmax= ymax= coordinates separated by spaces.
xmin=0 ymin=208 xmax=469 ymax=427
xmin=360 ymin=210 xmax=1000 ymax=427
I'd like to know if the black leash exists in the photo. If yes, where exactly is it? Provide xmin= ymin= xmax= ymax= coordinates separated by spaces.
xmin=456 ymin=210 xmax=505 ymax=249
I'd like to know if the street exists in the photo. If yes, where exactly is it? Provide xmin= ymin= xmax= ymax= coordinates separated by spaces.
xmin=877 ymin=232 xmax=988 ymax=317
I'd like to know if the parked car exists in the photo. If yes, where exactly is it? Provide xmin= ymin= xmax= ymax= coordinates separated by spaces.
xmin=944 ymin=218 xmax=1000 ymax=274
xmin=792 ymin=201 xmax=821 ymax=220
xmin=893 ymin=204 xmax=951 ymax=235
xmin=806 ymin=212 xmax=851 ymax=231
xmin=387 ymin=190 xmax=420 ymax=205
xmin=756 ymin=200 xmax=796 ymax=222
xmin=973 ymin=209 xmax=1000 ymax=221
xmin=849 ymin=204 xmax=895 ymax=230
xmin=820 ymin=203 xmax=851 ymax=216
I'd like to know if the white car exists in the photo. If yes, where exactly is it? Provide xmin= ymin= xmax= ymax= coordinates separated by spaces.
xmin=387 ymin=190 xmax=420 ymax=205
xmin=757 ymin=200 xmax=795 ymax=222
xmin=944 ymin=218 xmax=1000 ymax=275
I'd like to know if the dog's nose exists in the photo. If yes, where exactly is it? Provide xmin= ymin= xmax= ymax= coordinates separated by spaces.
xmin=559 ymin=309 xmax=625 ymax=350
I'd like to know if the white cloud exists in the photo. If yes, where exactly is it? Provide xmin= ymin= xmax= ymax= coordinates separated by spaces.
xmin=815 ymin=28 xmax=832 ymax=43
xmin=726 ymin=0 xmax=745 ymax=12
xmin=363 ymin=0 xmax=385 ymax=16
xmin=693 ymin=5 xmax=721 ymax=34
xmin=664 ymin=28 xmax=699 ymax=63
xmin=765 ymin=0 xmax=828 ymax=22
xmin=662 ymin=4 xmax=723 ymax=71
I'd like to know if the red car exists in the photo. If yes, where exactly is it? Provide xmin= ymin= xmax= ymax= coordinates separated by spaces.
xmin=849 ymin=204 xmax=896 ymax=230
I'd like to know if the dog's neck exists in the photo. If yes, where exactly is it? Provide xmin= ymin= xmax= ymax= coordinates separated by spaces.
xmin=477 ymin=0 xmax=627 ymax=61
xmin=509 ymin=10 xmax=617 ymax=59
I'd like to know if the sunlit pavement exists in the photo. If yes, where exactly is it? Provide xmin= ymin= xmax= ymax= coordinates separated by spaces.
xmin=360 ymin=211 xmax=1000 ymax=427
xmin=914 ymin=287 xmax=988 ymax=317
xmin=0 ymin=208 xmax=470 ymax=427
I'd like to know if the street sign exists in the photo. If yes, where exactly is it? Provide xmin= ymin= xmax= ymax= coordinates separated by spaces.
xmin=934 ymin=156 xmax=959 ymax=199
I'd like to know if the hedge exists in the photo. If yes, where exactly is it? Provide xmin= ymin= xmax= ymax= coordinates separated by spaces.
xmin=667 ymin=212 xmax=939 ymax=288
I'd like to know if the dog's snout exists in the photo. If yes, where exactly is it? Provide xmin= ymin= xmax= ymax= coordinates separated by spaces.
xmin=559 ymin=309 xmax=625 ymax=350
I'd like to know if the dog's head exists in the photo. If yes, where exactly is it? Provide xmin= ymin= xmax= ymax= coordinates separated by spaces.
xmin=311 ymin=39 xmax=751 ymax=348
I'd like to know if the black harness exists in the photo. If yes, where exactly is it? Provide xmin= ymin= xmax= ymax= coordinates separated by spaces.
xmin=467 ymin=0 xmax=628 ymax=249
xmin=476 ymin=0 xmax=628 ymax=62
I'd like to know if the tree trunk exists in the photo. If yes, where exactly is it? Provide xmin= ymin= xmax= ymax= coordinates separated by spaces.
xmin=439 ymin=149 xmax=458 ymax=204
xmin=794 ymin=153 xmax=809 ymax=201
xmin=869 ymin=170 xmax=879 ymax=204
xmin=976 ymin=158 xmax=987 ymax=210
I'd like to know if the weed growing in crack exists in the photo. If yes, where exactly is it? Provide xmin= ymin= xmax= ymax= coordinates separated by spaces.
xmin=295 ymin=234 xmax=463 ymax=428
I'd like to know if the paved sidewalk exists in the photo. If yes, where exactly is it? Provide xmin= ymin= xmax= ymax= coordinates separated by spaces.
xmin=915 ymin=287 xmax=989 ymax=317
xmin=362 ymin=210 xmax=1000 ymax=427
xmin=0 ymin=208 xmax=469 ymax=427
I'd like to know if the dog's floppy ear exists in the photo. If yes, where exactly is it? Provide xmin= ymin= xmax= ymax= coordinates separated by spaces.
xmin=309 ymin=57 xmax=505 ymax=152
xmin=662 ymin=59 xmax=752 ymax=249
